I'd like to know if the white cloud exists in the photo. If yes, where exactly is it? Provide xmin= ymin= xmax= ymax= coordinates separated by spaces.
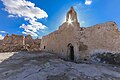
xmin=0 ymin=31 xmax=7 ymax=33
xmin=8 ymin=15 xmax=17 ymax=18
xmin=22 ymin=29 xmax=38 ymax=37
xmin=85 ymin=0 xmax=92 ymax=5
xmin=2 ymin=0 xmax=48 ymax=37
xmin=0 ymin=34 xmax=4 ymax=40
xmin=20 ymin=19 xmax=47 ymax=37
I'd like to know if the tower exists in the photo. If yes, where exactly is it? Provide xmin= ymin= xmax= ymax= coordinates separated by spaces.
xmin=66 ymin=6 xmax=78 ymax=22
xmin=59 ymin=6 xmax=80 ymax=30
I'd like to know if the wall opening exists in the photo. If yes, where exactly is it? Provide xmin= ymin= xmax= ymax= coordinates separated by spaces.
xmin=67 ymin=43 xmax=74 ymax=61
xmin=44 ymin=46 xmax=46 ymax=49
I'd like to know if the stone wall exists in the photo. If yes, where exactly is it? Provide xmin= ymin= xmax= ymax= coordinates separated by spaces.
xmin=74 ymin=21 xmax=120 ymax=59
xmin=25 ymin=35 xmax=33 ymax=44
xmin=0 ymin=40 xmax=2 ymax=45
xmin=41 ymin=22 xmax=81 ymax=60
xmin=0 ymin=34 xmax=41 ymax=52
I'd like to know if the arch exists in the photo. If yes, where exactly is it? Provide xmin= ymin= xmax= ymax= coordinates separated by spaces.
xmin=67 ymin=43 xmax=74 ymax=61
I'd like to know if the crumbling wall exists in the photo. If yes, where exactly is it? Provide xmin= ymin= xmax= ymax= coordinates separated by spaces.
xmin=77 ymin=21 xmax=120 ymax=59
xmin=0 ymin=34 xmax=41 ymax=52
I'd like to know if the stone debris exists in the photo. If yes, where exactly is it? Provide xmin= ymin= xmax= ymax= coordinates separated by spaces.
xmin=91 ymin=52 xmax=120 ymax=65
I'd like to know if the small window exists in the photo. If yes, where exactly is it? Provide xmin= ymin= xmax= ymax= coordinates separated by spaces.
xmin=98 ymin=27 xmax=100 ymax=29
xmin=112 ymin=24 xmax=115 ymax=26
xmin=81 ymin=28 xmax=84 ymax=31
xmin=44 ymin=46 xmax=46 ymax=49
xmin=84 ymin=58 xmax=87 ymax=61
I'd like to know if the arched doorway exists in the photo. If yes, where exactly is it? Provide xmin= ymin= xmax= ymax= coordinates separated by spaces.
xmin=67 ymin=43 xmax=74 ymax=61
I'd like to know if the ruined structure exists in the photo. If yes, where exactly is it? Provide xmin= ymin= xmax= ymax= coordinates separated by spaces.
xmin=0 ymin=34 xmax=41 ymax=52
xmin=40 ymin=7 xmax=120 ymax=61
xmin=0 ymin=7 xmax=119 ymax=62
xmin=1 ymin=34 xmax=24 ymax=52
xmin=25 ymin=35 xmax=41 ymax=51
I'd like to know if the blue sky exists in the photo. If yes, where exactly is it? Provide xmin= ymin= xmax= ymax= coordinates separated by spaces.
xmin=0 ymin=0 xmax=120 ymax=39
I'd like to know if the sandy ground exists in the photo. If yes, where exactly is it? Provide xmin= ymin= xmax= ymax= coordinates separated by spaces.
xmin=0 ymin=51 xmax=120 ymax=80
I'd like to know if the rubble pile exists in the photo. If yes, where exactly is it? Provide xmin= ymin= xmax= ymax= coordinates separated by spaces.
xmin=91 ymin=52 xmax=120 ymax=65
